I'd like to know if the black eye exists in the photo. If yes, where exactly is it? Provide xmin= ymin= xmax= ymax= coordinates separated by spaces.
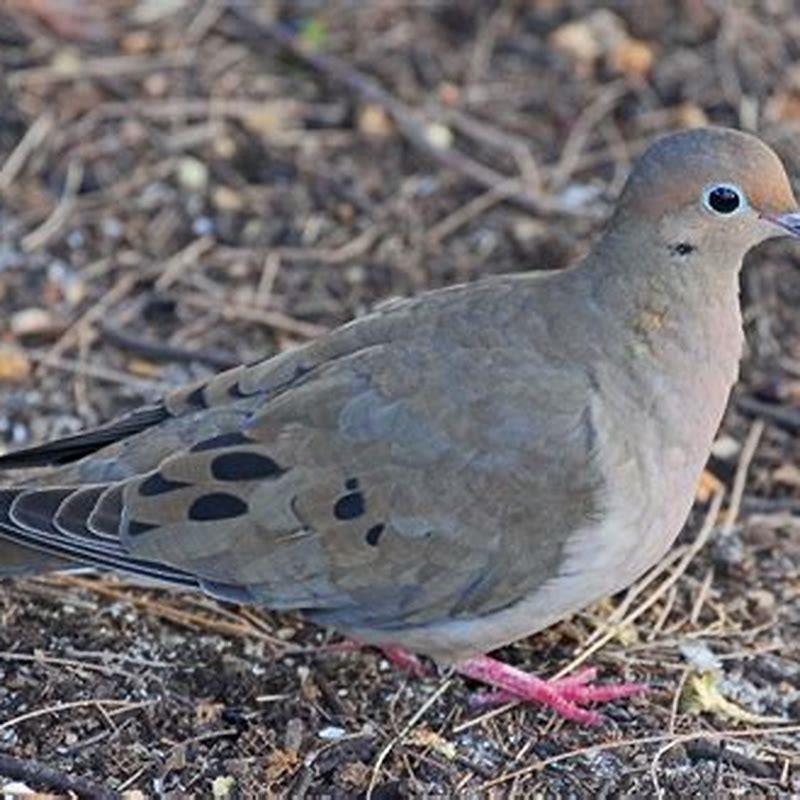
xmin=705 ymin=185 xmax=742 ymax=215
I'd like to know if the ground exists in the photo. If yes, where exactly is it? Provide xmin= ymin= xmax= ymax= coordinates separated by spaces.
xmin=0 ymin=1 xmax=798 ymax=797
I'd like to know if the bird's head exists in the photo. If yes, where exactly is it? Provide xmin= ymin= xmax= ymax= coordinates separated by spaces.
xmin=611 ymin=127 xmax=800 ymax=266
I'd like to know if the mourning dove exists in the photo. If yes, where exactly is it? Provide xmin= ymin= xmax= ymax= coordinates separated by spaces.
xmin=1 ymin=127 xmax=798 ymax=724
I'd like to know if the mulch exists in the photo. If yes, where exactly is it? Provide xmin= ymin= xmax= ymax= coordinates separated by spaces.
xmin=0 ymin=1 xmax=798 ymax=796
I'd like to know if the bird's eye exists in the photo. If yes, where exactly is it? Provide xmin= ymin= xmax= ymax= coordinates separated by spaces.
xmin=703 ymin=184 xmax=744 ymax=216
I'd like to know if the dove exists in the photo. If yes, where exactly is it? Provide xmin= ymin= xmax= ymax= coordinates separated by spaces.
xmin=0 ymin=127 xmax=798 ymax=725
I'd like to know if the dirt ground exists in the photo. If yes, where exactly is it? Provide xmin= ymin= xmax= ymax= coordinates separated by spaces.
xmin=0 ymin=1 xmax=798 ymax=797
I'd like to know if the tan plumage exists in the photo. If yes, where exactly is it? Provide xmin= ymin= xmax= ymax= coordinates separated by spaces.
xmin=0 ymin=127 xmax=797 ymax=686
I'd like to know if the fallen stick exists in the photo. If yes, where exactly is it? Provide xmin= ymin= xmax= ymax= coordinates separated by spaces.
xmin=0 ymin=752 xmax=117 ymax=799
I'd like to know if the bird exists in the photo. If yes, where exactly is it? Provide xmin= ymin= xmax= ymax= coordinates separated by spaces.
xmin=0 ymin=126 xmax=797 ymax=725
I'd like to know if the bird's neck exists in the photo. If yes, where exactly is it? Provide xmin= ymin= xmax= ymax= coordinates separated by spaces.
xmin=582 ymin=226 xmax=744 ymax=378
xmin=574 ymin=227 xmax=745 ymax=455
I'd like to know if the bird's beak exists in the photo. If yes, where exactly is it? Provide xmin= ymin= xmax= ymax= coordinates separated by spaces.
xmin=762 ymin=211 xmax=800 ymax=237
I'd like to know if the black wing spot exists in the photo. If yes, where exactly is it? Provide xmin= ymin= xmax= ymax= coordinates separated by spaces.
xmin=139 ymin=473 xmax=191 ymax=496
xmin=184 ymin=385 xmax=208 ymax=409
xmin=345 ymin=477 xmax=359 ymax=491
xmin=228 ymin=382 xmax=249 ymax=398
xmin=128 ymin=519 xmax=160 ymax=536
xmin=188 ymin=492 xmax=249 ymax=521
xmin=190 ymin=432 xmax=253 ymax=452
xmin=365 ymin=523 xmax=385 ymax=546
xmin=334 ymin=491 xmax=365 ymax=521
xmin=211 ymin=452 xmax=286 ymax=481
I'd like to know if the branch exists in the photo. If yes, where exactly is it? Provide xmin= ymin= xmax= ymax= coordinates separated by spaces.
xmin=0 ymin=753 xmax=118 ymax=799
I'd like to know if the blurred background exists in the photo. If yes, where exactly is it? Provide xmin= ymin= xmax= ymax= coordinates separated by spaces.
xmin=0 ymin=1 xmax=798 ymax=797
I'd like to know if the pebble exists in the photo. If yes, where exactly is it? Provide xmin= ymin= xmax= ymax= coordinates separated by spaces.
xmin=318 ymin=726 xmax=347 ymax=741
xmin=10 ymin=308 xmax=61 ymax=339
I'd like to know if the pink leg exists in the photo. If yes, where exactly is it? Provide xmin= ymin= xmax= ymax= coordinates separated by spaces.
xmin=380 ymin=645 xmax=430 ymax=679
xmin=456 ymin=655 xmax=646 ymax=725
xmin=318 ymin=639 xmax=430 ymax=678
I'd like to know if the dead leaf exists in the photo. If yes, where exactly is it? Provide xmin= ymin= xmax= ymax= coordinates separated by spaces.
xmin=213 ymin=186 xmax=243 ymax=212
xmin=265 ymin=748 xmax=300 ymax=782
xmin=550 ymin=10 xmax=628 ymax=64
xmin=773 ymin=463 xmax=800 ymax=489
xmin=0 ymin=347 xmax=31 ymax=383
xmin=408 ymin=727 xmax=457 ymax=760
xmin=338 ymin=761 xmax=371 ymax=789
xmin=609 ymin=38 xmax=654 ymax=78
xmin=127 ymin=358 xmax=163 ymax=379
xmin=358 ymin=104 xmax=394 ymax=139
xmin=195 ymin=700 xmax=225 ymax=726
xmin=681 ymin=671 xmax=784 ymax=724
xmin=673 ymin=102 xmax=709 ymax=129
xmin=696 ymin=469 xmax=724 ymax=503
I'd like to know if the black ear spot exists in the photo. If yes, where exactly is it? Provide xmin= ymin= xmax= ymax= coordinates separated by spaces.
xmin=345 ymin=478 xmax=359 ymax=491
xmin=365 ymin=523 xmax=385 ymax=546
xmin=188 ymin=493 xmax=249 ymax=521
xmin=334 ymin=491 xmax=365 ymax=520
xmin=139 ymin=473 xmax=191 ymax=496
xmin=211 ymin=452 xmax=286 ymax=481
xmin=670 ymin=242 xmax=695 ymax=256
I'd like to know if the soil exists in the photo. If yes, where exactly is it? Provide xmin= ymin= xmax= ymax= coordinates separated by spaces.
xmin=0 ymin=1 xmax=798 ymax=797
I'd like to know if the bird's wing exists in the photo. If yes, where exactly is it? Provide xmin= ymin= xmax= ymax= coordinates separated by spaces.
xmin=0 ymin=280 xmax=605 ymax=633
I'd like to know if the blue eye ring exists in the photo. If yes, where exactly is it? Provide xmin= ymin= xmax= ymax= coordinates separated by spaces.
xmin=703 ymin=183 xmax=745 ymax=216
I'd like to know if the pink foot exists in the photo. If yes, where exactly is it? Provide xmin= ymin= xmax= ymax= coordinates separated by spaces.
xmin=456 ymin=656 xmax=647 ymax=725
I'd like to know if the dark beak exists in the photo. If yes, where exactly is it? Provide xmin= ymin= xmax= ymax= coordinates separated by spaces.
xmin=763 ymin=211 xmax=800 ymax=237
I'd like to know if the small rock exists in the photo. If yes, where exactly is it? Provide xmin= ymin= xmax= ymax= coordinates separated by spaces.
xmin=1 ymin=782 xmax=34 ymax=796
xmin=211 ymin=776 xmax=235 ymax=799
xmin=424 ymin=122 xmax=454 ymax=151
xmin=213 ymin=135 xmax=237 ymax=159
xmin=318 ymin=726 xmax=346 ymax=741
xmin=711 ymin=435 xmax=740 ymax=460
xmin=747 ymin=588 xmax=777 ymax=622
xmin=284 ymin=717 xmax=305 ymax=752
xmin=51 ymin=47 xmax=82 ymax=77
xmin=711 ymin=528 xmax=745 ymax=568
xmin=10 ymin=308 xmax=62 ymax=340
xmin=144 ymin=72 xmax=169 ymax=97
xmin=558 ymin=182 xmax=603 ymax=212
xmin=511 ymin=216 xmax=547 ymax=245
xmin=679 ymin=640 xmax=723 ymax=673
xmin=438 ymin=82 xmax=461 ymax=107
xmin=176 ymin=157 xmax=209 ymax=193
xmin=192 ymin=216 xmax=214 ymax=236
